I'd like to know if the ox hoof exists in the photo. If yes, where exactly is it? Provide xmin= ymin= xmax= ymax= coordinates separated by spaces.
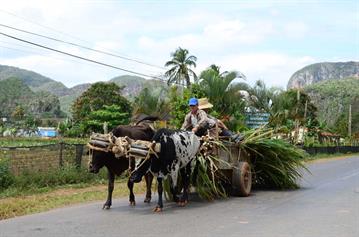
xmin=177 ymin=200 xmax=188 ymax=207
xmin=129 ymin=201 xmax=136 ymax=206
xmin=153 ymin=206 xmax=162 ymax=212
xmin=144 ymin=197 xmax=151 ymax=203
xmin=103 ymin=205 xmax=111 ymax=210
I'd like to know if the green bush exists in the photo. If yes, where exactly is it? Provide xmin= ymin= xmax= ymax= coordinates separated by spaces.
xmin=0 ymin=158 xmax=15 ymax=190
xmin=64 ymin=124 xmax=85 ymax=138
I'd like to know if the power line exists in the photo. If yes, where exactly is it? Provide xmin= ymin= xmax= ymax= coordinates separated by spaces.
xmin=0 ymin=23 xmax=166 ymax=70
xmin=0 ymin=10 xmax=166 ymax=71
xmin=0 ymin=9 xmax=96 ymax=46
xmin=0 ymin=9 xmax=165 ymax=69
xmin=0 ymin=31 xmax=169 ymax=82
xmin=0 ymin=43 xmax=98 ymax=67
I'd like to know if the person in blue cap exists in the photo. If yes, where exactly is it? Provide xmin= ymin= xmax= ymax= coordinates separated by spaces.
xmin=181 ymin=97 xmax=210 ymax=136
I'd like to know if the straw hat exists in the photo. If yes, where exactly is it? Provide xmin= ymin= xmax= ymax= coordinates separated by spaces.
xmin=198 ymin=98 xmax=213 ymax=110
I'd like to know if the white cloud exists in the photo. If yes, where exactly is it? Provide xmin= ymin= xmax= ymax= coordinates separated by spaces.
xmin=207 ymin=52 xmax=316 ymax=88
xmin=283 ymin=21 xmax=308 ymax=39
xmin=136 ymin=17 xmax=276 ymax=59
xmin=203 ymin=20 xmax=245 ymax=39
xmin=203 ymin=20 xmax=274 ymax=44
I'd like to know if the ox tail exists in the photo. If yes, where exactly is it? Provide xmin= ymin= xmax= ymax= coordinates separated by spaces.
xmin=135 ymin=116 xmax=160 ymax=125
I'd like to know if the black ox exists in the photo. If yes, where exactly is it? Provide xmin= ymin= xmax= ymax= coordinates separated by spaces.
xmin=88 ymin=118 xmax=157 ymax=209
xmin=130 ymin=128 xmax=201 ymax=212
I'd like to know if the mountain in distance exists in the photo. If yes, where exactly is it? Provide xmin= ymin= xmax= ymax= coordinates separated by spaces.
xmin=110 ymin=75 xmax=167 ymax=98
xmin=0 ymin=65 xmax=166 ymax=116
xmin=59 ymin=83 xmax=92 ymax=115
xmin=286 ymin=61 xmax=359 ymax=134
xmin=304 ymin=77 xmax=359 ymax=134
xmin=287 ymin=61 xmax=359 ymax=89
xmin=0 ymin=77 xmax=63 ymax=118
xmin=0 ymin=65 xmax=69 ymax=96
xmin=110 ymin=75 xmax=146 ymax=97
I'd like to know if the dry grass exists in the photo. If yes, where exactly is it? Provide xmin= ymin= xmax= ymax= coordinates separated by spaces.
xmin=0 ymin=180 xmax=146 ymax=220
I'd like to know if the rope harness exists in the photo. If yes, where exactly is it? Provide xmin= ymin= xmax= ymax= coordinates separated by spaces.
xmin=87 ymin=133 xmax=160 ymax=161
xmin=87 ymin=133 xmax=115 ymax=153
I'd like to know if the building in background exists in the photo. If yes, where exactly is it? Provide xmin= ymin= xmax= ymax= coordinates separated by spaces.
xmin=37 ymin=127 xmax=57 ymax=137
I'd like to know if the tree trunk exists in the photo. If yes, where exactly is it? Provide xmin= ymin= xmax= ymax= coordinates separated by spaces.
xmin=185 ymin=75 xmax=191 ymax=88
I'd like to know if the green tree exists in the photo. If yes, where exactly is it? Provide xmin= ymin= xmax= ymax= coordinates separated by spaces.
xmin=71 ymin=82 xmax=132 ymax=134
xmin=11 ymin=105 xmax=25 ymax=120
xmin=333 ymin=112 xmax=359 ymax=137
xmin=165 ymin=47 xmax=197 ymax=87
xmin=72 ymin=82 xmax=132 ymax=122
xmin=24 ymin=115 xmax=41 ymax=129
xmin=168 ymin=85 xmax=206 ymax=128
xmin=84 ymin=105 xmax=130 ymax=133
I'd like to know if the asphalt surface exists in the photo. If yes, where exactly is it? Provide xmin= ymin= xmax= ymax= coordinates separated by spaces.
xmin=0 ymin=156 xmax=358 ymax=237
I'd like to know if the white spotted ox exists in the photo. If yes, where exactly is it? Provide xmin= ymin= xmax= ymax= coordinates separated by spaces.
xmin=130 ymin=128 xmax=200 ymax=212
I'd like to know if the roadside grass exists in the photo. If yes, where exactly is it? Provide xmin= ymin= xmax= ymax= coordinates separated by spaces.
xmin=0 ymin=179 xmax=147 ymax=220
xmin=304 ymin=152 xmax=359 ymax=162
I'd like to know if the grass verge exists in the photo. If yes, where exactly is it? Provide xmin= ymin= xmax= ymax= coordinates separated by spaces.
xmin=0 ymin=179 xmax=146 ymax=220
xmin=304 ymin=152 xmax=359 ymax=163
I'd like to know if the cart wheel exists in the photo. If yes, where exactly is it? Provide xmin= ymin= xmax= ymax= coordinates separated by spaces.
xmin=231 ymin=161 xmax=252 ymax=197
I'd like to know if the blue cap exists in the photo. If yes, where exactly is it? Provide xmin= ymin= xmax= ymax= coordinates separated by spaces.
xmin=188 ymin=98 xmax=198 ymax=106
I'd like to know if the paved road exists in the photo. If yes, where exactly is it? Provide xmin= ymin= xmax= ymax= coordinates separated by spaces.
xmin=1 ymin=157 xmax=358 ymax=237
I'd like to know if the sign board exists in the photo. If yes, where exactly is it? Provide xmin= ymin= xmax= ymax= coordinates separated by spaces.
xmin=245 ymin=112 xmax=270 ymax=129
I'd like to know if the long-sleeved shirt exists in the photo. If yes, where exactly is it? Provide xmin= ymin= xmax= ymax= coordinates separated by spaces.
xmin=181 ymin=109 xmax=209 ymax=130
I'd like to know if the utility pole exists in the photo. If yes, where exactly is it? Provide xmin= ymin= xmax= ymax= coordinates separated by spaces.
xmin=294 ymin=89 xmax=300 ymax=144
xmin=304 ymin=100 xmax=308 ymax=121
xmin=348 ymin=104 xmax=352 ymax=137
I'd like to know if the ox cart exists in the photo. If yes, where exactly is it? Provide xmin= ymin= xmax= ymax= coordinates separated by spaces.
xmin=88 ymin=133 xmax=252 ymax=198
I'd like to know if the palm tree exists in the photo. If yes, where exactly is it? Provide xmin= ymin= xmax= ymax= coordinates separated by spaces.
xmin=198 ymin=65 xmax=246 ymax=116
xmin=133 ymin=87 xmax=169 ymax=117
xmin=165 ymin=47 xmax=197 ymax=87
xmin=247 ymin=80 xmax=282 ymax=113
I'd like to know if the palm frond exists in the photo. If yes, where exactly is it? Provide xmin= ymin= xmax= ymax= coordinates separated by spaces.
xmin=239 ymin=127 xmax=309 ymax=189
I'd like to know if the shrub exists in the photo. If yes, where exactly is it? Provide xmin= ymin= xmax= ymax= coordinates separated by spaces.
xmin=0 ymin=158 xmax=15 ymax=190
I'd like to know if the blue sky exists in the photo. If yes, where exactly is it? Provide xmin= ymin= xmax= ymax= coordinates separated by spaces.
xmin=0 ymin=0 xmax=357 ymax=88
